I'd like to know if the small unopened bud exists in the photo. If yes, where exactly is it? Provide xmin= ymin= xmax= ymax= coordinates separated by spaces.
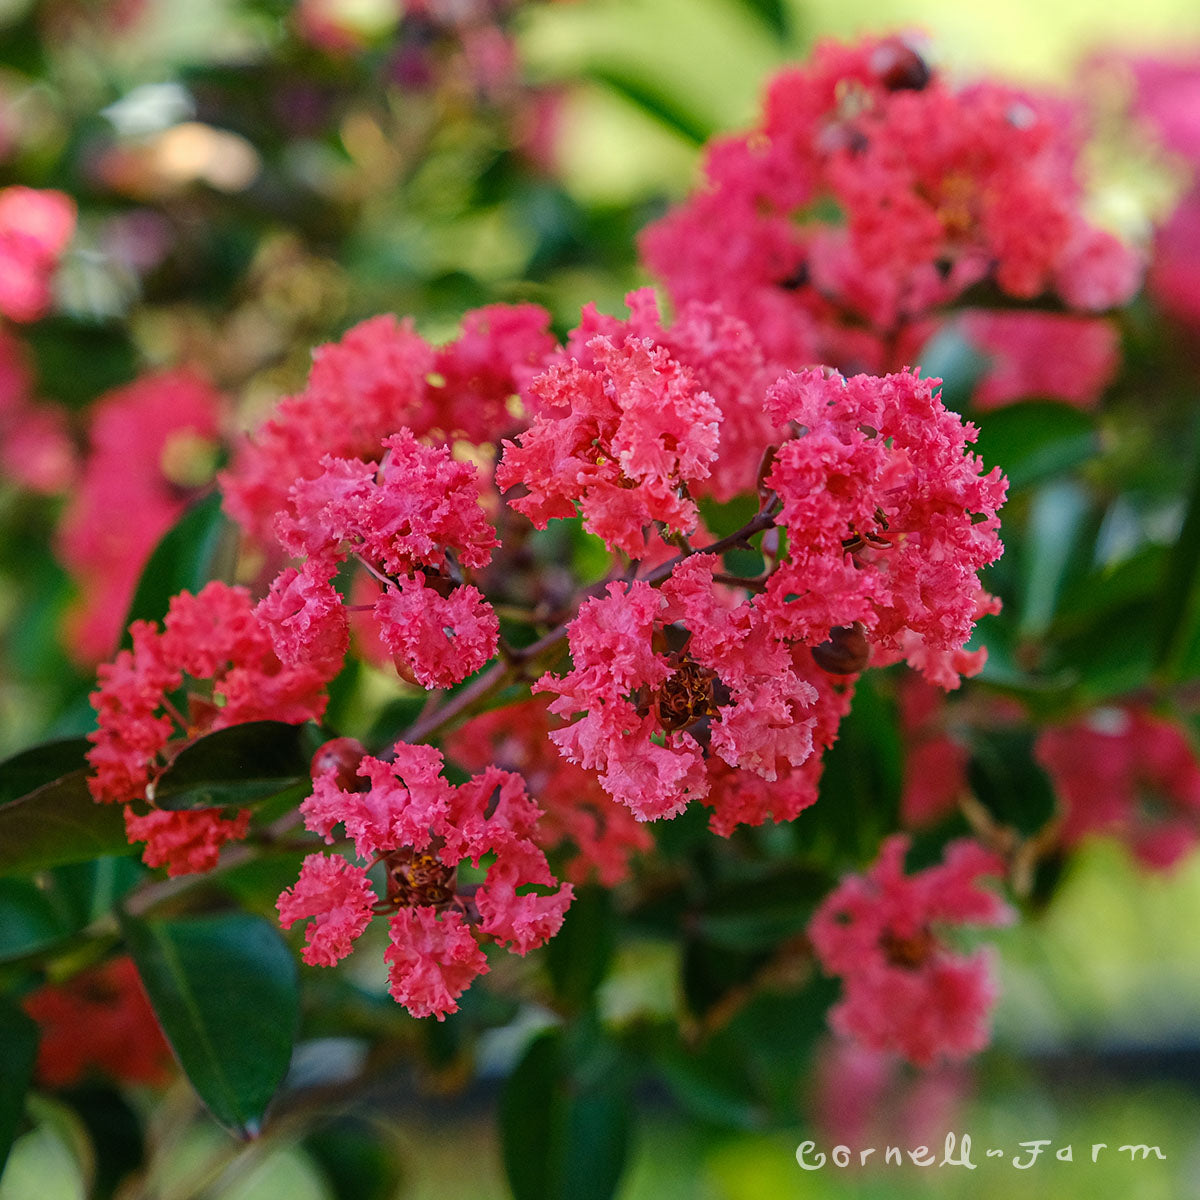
xmin=811 ymin=622 xmax=869 ymax=674
xmin=870 ymin=38 xmax=932 ymax=91
xmin=311 ymin=736 xmax=368 ymax=790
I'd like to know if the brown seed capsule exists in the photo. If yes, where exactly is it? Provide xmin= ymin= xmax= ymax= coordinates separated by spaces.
xmin=811 ymin=622 xmax=869 ymax=675
xmin=870 ymin=37 xmax=932 ymax=92
xmin=310 ymin=736 xmax=369 ymax=791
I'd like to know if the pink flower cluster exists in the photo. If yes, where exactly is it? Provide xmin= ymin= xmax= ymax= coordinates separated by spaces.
xmin=530 ymin=366 xmax=1003 ymax=831
xmin=808 ymin=836 xmax=1013 ymax=1066
xmin=0 ymin=186 xmax=75 ymax=322
xmin=446 ymin=698 xmax=653 ymax=887
xmin=265 ymin=428 xmax=499 ymax=688
xmin=640 ymin=35 xmax=1140 ymax=407
xmin=1036 ymin=707 xmax=1200 ymax=870
xmin=557 ymin=287 xmax=787 ymax=502
xmin=536 ymin=555 xmax=832 ymax=829
xmin=222 ymin=305 xmax=555 ymax=544
xmin=57 ymin=370 xmax=224 ymax=664
xmin=87 ymin=581 xmax=329 ymax=875
xmin=278 ymin=740 xmax=573 ymax=1018
xmin=497 ymin=329 xmax=721 ymax=558
xmin=0 ymin=326 xmax=75 ymax=495
xmin=761 ymin=367 xmax=1006 ymax=676
xmin=23 ymin=956 xmax=172 ymax=1089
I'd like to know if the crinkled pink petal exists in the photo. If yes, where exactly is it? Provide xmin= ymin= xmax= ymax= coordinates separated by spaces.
xmin=277 ymin=853 xmax=377 ymax=966
xmin=384 ymin=907 xmax=489 ymax=1020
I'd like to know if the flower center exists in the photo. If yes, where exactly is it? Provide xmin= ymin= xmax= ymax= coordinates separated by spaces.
xmin=654 ymin=655 xmax=721 ymax=733
xmin=880 ymin=925 xmax=936 ymax=969
xmin=382 ymin=847 xmax=457 ymax=909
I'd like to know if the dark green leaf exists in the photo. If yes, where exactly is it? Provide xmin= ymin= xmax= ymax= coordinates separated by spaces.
xmin=545 ymin=887 xmax=615 ymax=1012
xmin=0 ymin=880 xmax=72 ymax=962
xmin=150 ymin=721 xmax=321 ymax=811
xmin=120 ymin=492 xmax=235 ymax=648
xmin=58 ymin=1085 xmax=145 ymax=1200
xmin=0 ymin=999 xmax=38 ymax=1177
xmin=500 ymin=1027 xmax=632 ymax=1200
xmin=973 ymin=403 xmax=1099 ymax=491
xmin=967 ymin=727 xmax=1057 ymax=836
xmin=740 ymin=0 xmax=790 ymax=38
xmin=808 ymin=673 xmax=902 ymax=867
xmin=0 ymin=771 xmax=131 ymax=877
xmin=25 ymin=318 xmax=138 ymax=409
xmin=121 ymin=912 xmax=299 ymax=1137
xmin=0 ymin=859 xmax=142 ymax=963
xmin=691 ymin=864 xmax=829 ymax=950
xmin=305 ymin=1120 xmax=405 ymax=1200
xmin=1152 ymin=424 xmax=1200 ymax=679
xmin=0 ymin=738 xmax=92 ymax=805
xmin=1015 ymin=480 xmax=1093 ymax=640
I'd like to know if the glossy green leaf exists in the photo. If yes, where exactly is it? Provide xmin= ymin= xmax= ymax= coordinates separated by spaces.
xmin=0 ymin=999 xmax=38 ymax=1177
xmin=808 ymin=673 xmax=903 ymax=867
xmin=973 ymin=402 xmax=1099 ymax=491
xmin=915 ymin=324 xmax=990 ymax=413
xmin=500 ymin=1027 xmax=632 ymax=1200
xmin=120 ymin=491 xmax=235 ymax=648
xmin=0 ymin=770 xmax=131 ymax=877
xmin=150 ymin=721 xmax=321 ymax=811
xmin=1016 ymin=480 xmax=1093 ymax=640
xmin=690 ymin=863 xmax=829 ymax=950
xmin=0 ymin=880 xmax=72 ymax=962
xmin=0 ymin=858 xmax=143 ymax=963
xmin=56 ymin=1085 xmax=145 ymax=1200
xmin=304 ymin=1119 xmax=405 ymax=1200
xmin=0 ymin=737 xmax=92 ymax=805
xmin=121 ymin=912 xmax=299 ymax=1138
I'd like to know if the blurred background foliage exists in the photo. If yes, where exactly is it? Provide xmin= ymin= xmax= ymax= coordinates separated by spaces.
xmin=4 ymin=0 xmax=1200 ymax=1197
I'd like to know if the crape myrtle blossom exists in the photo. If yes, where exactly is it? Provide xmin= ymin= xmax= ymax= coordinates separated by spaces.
xmin=535 ymin=555 xmax=823 ymax=823
xmin=445 ymin=698 xmax=653 ymax=887
xmin=531 ymin=366 xmax=1004 ymax=830
xmin=640 ymin=34 xmax=1141 ymax=402
xmin=86 ymin=581 xmax=330 ymax=875
xmin=1036 ymin=707 xmax=1200 ymax=870
xmin=278 ymin=740 xmax=573 ymax=1019
xmin=808 ymin=835 xmax=1013 ymax=1066
xmin=57 ymin=370 xmax=224 ymax=665
xmin=266 ymin=428 xmax=500 ymax=688
xmin=761 ymin=366 xmax=1006 ymax=678
xmin=0 ymin=185 xmax=76 ymax=322
xmin=558 ymin=287 xmax=787 ymax=502
xmin=23 ymin=956 xmax=172 ymax=1089
xmin=222 ymin=304 xmax=556 ymax=544
xmin=496 ymin=329 xmax=721 ymax=559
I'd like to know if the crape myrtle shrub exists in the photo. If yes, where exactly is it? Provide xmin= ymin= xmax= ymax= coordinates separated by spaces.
xmin=4 ymin=17 xmax=1200 ymax=1199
